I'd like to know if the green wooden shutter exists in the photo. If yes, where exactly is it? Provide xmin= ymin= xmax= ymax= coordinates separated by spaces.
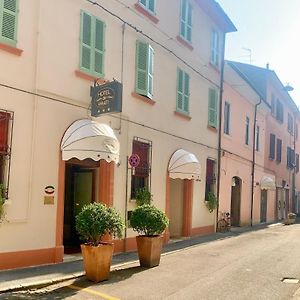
xmin=136 ymin=40 xmax=148 ymax=96
xmin=80 ymin=11 xmax=92 ymax=71
xmin=80 ymin=11 xmax=105 ymax=77
xmin=186 ymin=2 xmax=192 ymax=42
xmin=148 ymin=0 xmax=155 ymax=13
xmin=183 ymin=72 xmax=189 ymax=113
xmin=0 ymin=0 xmax=18 ymax=46
xmin=147 ymin=45 xmax=154 ymax=98
xmin=211 ymin=30 xmax=219 ymax=66
xmin=94 ymin=18 xmax=105 ymax=76
xmin=180 ymin=0 xmax=187 ymax=38
xmin=208 ymin=88 xmax=218 ymax=127
xmin=180 ymin=0 xmax=192 ymax=42
xmin=176 ymin=69 xmax=184 ymax=111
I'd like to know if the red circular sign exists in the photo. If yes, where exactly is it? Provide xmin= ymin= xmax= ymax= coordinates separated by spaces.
xmin=128 ymin=154 xmax=140 ymax=167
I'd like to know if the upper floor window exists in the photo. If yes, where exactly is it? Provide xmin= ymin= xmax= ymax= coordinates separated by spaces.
xmin=255 ymin=125 xmax=260 ymax=151
xmin=80 ymin=11 xmax=105 ymax=77
xmin=270 ymin=93 xmax=276 ymax=117
xmin=210 ymin=29 xmax=219 ymax=67
xmin=139 ymin=0 xmax=155 ymax=14
xmin=287 ymin=146 xmax=295 ymax=170
xmin=288 ymin=113 xmax=294 ymax=135
xmin=223 ymin=101 xmax=230 ymax=135
xmin=135 ymin=40 xmax=154 ymax=99
xmin=176 ymin=68 xmax=190 ymax=114
xmin=245 ymin=117 xmax=250 ymax=145
xmin=269 ymin=133 xmax=275 ymax=160
xmin=208 ymin=88 xmax=218 ymax=128
xmin=276 ymin=138 xmax=282 ymax=163
xmin=0 ymin=0 xmax=19 ymax=47
xmin=180 ymin=0 xmax=192 ymax=43
xmin=276 ymin=99 xmax=284 ymax=123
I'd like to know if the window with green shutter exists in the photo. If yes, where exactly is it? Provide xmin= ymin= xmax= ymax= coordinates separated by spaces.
xmin=139 ymin=0 xmax=155 ymax=14
xmin=208 ymin=88 xmax=218 ymax=128
xmin=0 ymin=0 xmax=19 ymax=47
xmin=180 ymin=0 xmax=192 ymax=43
xmin=135 ymin=40 xmax=154 ymax=99
xmin=210 ymin=29 xmax=219 ymax=67
xmin=176 ymin=68 xmax=190 ymax=114
xmin=80 ymin=11 xmax=105 ymax=77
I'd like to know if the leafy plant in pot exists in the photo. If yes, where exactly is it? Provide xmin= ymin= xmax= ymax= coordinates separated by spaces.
xmin=130 ymin=204 xmax=169 ymax=267
xmin=134 ymin=187 xmax=152 ymax=206
xmin=205 ymin=191 xmax=217 ymax=213
xmin=75 ymin=202 xmax=124 ymax=282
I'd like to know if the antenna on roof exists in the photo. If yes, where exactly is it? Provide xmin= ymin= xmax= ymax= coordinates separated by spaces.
xmin=241 ymin=47 xmax=252 ymax=64
xmin=284 ymin=83 xmax=294 ymax=92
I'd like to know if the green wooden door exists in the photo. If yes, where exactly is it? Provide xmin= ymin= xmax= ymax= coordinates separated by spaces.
xmin=73 ymin=171 xmax=93 ymax=217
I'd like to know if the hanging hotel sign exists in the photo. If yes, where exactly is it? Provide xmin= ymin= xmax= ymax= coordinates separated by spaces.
xmin=90 ymin=80 xmax=123 ymax=117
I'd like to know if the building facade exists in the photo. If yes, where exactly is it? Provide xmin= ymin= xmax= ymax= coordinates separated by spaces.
xmin=0 ymin=0 xmax=236 ymax=270
xmin=219 ymin=61 xmax=300 ymax=226
xmin=219 ymin=61 xmax=276 ymax=226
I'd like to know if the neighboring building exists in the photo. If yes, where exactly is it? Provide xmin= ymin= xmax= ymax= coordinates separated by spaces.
xmin=221 ymin=61 xmax=300 ymax=225
xmin=0 ymin=0 xmax=236 ymax=270
xmin=219 ymin=61 xmax=276 ymax=226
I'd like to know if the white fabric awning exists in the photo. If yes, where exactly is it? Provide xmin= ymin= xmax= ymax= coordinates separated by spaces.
xmin=61 ymin=119 xmax=120 ymax=163
xmin=260 ymin=176 xmax=276 ymax=190
xmin=168 ymin=149 xmax=201 ymax=180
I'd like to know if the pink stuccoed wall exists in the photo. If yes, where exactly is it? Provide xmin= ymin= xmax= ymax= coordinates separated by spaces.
xmin=219 ymin=64 xmax=276 ymax=226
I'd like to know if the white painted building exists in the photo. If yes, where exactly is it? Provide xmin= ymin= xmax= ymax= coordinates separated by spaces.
xmin=0 ymin=0 xmax=235 ymax=269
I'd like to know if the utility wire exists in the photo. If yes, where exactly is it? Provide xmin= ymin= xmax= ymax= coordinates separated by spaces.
xmin=0 ymin=83 xmax=86 ymax=110
xmin=1 ymin=82 xmax=275 ymax=162
xmin=85 ymin=0 xmax=220 ymax=89
xmin=0 ymin=82 xmax=218 ymax=151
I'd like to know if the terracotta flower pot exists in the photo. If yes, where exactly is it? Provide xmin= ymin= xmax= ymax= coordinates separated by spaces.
xmin=136 ymin=235 xmax=163 ymax=268
xmin=81 ymin=243 xmax=114 ymax=282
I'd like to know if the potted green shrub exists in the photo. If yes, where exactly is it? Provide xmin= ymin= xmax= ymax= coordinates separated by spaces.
xmin=134 ymin=187 xmax=152 ymax=206
xmin=130 ymin=204 xmax=169 ymax=268
xmin=205 ymin=191 xmax=217 ymax=213
xmin=75 ymin=202 xmax=124 ymax=282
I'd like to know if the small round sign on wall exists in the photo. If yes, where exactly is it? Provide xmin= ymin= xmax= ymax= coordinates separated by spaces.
xmin=128 ymin=154 xmax=140 ymax=168
xmin=44 ymin=185 xmax=55 ymax=195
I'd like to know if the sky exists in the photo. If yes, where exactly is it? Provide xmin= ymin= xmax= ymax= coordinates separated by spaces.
xmin=217 ymin=0 xmax=300 ymax=106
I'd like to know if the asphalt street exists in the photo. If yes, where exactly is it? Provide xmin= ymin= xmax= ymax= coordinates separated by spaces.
xmin=2 ymin=223 xmax=300 ymax=300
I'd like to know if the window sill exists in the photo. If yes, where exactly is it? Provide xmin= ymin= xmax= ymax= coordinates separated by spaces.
xmin=207 ymin=125 xmax=218 ymax=132
xmin=132 ymin=92 xmax=156 ymax=105
xmin=223 ymin=132 xmax=232 ymax=139
xmin=134 ymin=3 xmax=159 ymax=24
xmin=174 ymin=110 xmax=191 ymax=120
xmin=0 ymin=42 xmax=23 ymax=56
xmin=209 ymin=62 xmax=221 ymax=74
xmin=176 ymin=35 xmax=193 ymax=51
xmin=75 ymin=70 xmax=106 ymax=83
xmin=244 ymin=144 xmax=251 ymax=150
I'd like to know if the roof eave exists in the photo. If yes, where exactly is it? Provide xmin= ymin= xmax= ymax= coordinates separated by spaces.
xmin=196 ymin=0 xmax=237 ymax=33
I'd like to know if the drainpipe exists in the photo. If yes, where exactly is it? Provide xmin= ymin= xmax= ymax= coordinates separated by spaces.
xmin=292 ymin=113 xmax=296 ymax=213
xmin=250 ymin=98 xmax=262 ymax=226
xmin=216 ymin=33 xmax=226 ymax=229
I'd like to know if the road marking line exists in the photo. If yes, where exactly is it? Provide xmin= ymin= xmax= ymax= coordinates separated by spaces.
xmin=67 ymin=284 xmax=120 ymax=300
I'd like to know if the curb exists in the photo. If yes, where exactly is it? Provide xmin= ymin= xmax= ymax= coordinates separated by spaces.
xmin=0 ymin=260 xmax=140 ymax=294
